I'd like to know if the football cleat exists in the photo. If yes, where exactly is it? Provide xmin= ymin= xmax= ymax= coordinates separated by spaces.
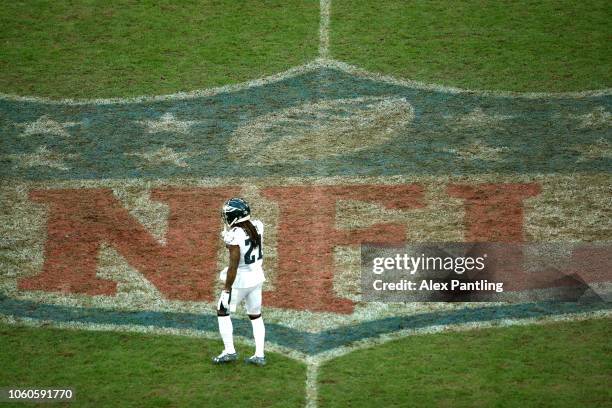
xmin=212 ymin=352 xmax=238 ymax=364
xmin=222 ymin=198 xmax=251 ymax=227
xmin=244 ymin=355 xmax=266 ymax=366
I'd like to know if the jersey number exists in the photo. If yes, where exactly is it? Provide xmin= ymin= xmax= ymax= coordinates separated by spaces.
xmin=244 ymin=237 xmax=263 ymax=265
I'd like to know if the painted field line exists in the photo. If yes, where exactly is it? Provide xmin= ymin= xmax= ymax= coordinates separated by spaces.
xmin=320 ymin=59 xmax=612 ymax=99
xmin=319 ymin=0 xmax=331 ymax=59
xmin=307 ymin=309 xmax=612 ymax=365
xmin=0 ymin=314 xmax=309 ymax=362
xmin=0 ymin=61 xmax=322 ymax=106
xmin=3 ymin=308 xmax=607 ymax=352
xmin=2 ymin=58 xmax=610 ymax=105
xmin=305 ymin=359 xmax=320 ymax=408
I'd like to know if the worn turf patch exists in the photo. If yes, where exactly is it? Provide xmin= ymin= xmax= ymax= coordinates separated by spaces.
xmin=0 ymin=323 xmax=306 ymax=407
xmin=0 ymin=0 xmax=319 ymax=98
xmin=331 ymin=0 xmax=611 ymax=92
xmin=318 ymin=318 xmax=612 ymax=408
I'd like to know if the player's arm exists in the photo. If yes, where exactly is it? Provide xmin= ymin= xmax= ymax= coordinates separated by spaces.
xmin=224 ymin=245 xmax=240 ymax=291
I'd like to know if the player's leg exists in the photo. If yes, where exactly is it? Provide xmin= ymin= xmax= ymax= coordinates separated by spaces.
xmin=213 ymin=288 xmax=246 ymax=364
xmin=244 ymin=284 xmax=266 ymax=366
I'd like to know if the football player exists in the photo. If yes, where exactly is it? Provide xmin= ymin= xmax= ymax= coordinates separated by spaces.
xmin=213 ymin=197 xmax=266 ymax=366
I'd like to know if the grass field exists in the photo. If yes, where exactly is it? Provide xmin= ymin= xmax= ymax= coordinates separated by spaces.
xmin=1 ymin=1 xmax=610 ymax=407
xmin=0 ymin=0 xmax=319 ymax=98
xmin=1 ymin=319 xmax=609 ymax=407
xmin=319 ymin=318 xmax=612 ymax=408
xmin=332 ymin=0 xmax=612 ymax=92
xmin=1 ymin=0 xmax=610 ymax=98
xmin=0 ymin=323 xmax=307 ymax=407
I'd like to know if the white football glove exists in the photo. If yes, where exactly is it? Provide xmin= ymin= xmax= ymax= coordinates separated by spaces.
xmin=217 ymin=290 xmax=231 ymax=311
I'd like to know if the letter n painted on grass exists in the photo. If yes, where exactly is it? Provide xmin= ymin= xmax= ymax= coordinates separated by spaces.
xmin=18 ymin=187 xmax=238 ymax=301
xmin=263 ymin=185 xmax=424 ymax=313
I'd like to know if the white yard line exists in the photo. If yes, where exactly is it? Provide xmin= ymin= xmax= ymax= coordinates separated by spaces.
xmin=319 ymin=0 xmax=331 ymax=59
xmin=305 ymin=359 xmax=321 ymax=408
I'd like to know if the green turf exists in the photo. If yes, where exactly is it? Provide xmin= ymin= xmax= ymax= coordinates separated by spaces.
xmin=318 ymin=318 xmax=612 ymax=408
xmin=0 ymin=0 xmax=319 ymax=98
xmin=331 ymin=0 xmax=612 ymax=92
xmin=0 ymin=324 xmax=306 ymax=407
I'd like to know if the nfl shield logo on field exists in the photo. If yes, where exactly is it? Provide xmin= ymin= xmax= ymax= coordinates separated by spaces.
xmin=1 ymin=62 xmax=610 ymax=357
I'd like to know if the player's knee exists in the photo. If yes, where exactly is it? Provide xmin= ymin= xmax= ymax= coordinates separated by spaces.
xmin=248 ymin=313 xmax=261 ymax=320
xmin=217 ymin=308 xmax=230 ymax=317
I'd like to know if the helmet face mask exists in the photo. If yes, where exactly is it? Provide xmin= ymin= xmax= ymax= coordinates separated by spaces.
xmin=222 ymin=198 xmax=251 ymax=227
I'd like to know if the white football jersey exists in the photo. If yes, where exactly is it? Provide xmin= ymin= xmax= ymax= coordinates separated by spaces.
xmin=222 ymin=219 xmax=265 ymax=288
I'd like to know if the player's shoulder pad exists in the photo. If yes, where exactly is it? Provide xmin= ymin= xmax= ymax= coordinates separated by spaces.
xmin=232 ymin=225 xmax=248 ymax=238
xmin=223 ymin=227 xmax=242 ymax=245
